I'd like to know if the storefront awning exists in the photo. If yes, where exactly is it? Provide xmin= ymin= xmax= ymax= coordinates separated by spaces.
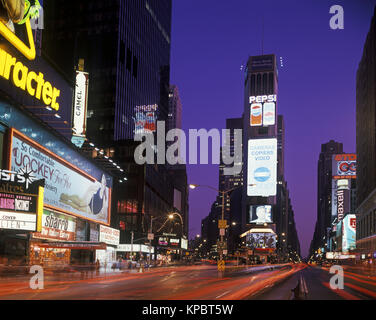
xmin=254 ymin=248 xmax=275 ymax=253
xmin=34 ymin=241 xmax=107 ymax=250
xmin=240 ymin=228 xmax=276 ymax=238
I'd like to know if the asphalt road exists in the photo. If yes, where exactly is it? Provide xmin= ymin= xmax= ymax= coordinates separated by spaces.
xmin=0 ymin=263 xmax=374 ymax=300
xmin=253 ymin=264 xmax=376 ymax=300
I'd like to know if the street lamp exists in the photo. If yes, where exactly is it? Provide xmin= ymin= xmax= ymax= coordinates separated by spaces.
xmin=169 ymin=212 xmax=184 ymax=235
xmin=189 ymin=183 xmax=239 ymax=272
xmin=147 ymin=214 xmax=177 ymax=265
xmin=168 ymin=212 xmax=186 ymax=261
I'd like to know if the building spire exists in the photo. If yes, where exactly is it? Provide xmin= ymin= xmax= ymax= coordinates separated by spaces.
xmin=261 ymin=15 xmax=264 ymax=55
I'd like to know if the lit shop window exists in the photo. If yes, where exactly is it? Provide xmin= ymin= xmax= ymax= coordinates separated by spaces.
xmin=117 ymin=200 xmax=138 ymax=214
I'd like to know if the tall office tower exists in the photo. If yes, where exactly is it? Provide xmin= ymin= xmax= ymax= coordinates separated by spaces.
xmin=168 ymin=85 xmax=182 ymax=133
xmin=202 ymin=114 xmax=244 ymax=255
xmin=356 ymin=7 xmax=376 ymax=257
xmin=241 ymin=54 xmax=279 ymax=263
xmin=219 ymin=117 xmax=243 ymax=220
xmin=217 ymin=117 xmax=243 ymax=253
xmin=275 ymin=115 xmax=288 ymax=253
xmin=166 ymin=85 xmax=189 ymax=241
xmin=287 ymin=200 xmax=301 ymax=258
xmin=310 ymin=140 xmax=343 ymax=256
xmin=201 ymin=201 xmax=221 ymax=257
xmin=43 ymin=1 xmax=185 ymax=258
xmin=277 ymin=115 xmax=285 ymax=179
xmin=219 ymin=117 xmax=244 ymax=192
xmin=43 ymin=0 xmax=172 ymax=144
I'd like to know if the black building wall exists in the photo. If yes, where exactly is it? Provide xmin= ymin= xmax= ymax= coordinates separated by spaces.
xmin=43 ymin=0 xmax=172 ymax=144
xmin=43 ymin=0 xmax=178 ymax=249
xmin=355 ymin=7 xmax=376 ymax=254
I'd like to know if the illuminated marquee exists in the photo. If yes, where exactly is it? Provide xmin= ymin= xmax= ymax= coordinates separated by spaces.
xmin=0 ymin=174 xmax=44 ymax=232
xmin=0 ymin=48 xmax=61 ymax=111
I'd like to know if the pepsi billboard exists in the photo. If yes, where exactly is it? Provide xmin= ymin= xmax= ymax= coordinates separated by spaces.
xmin=249 ymin=95 xmax=276 ymax=127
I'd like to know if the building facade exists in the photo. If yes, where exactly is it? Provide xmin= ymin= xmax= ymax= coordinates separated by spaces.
xmin=43 ymin=0 xmax=172 ymax=144
xmin=42 ymin=0 xmax=190 ymax=263
xmin=0 ymin=1 xmax=123 ymax=267
xmin=310 ymin=140 xmax=343 ymax=257
xmin=356 ymin=7 xmax=376 ymax=260
xmin=241 ymin=54 xmax=279 ymax=263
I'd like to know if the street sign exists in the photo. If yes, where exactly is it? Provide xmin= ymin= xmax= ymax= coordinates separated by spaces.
xmin=218 ymin=220 xmax=227 ymax=229
xmin=223 ymin=250 xmax=228 ymax=255
xmin=218 ymin=260 xmax=225 ymax=271
xmin=148 ymin=233 xmax=154 ymax=241
xmin=220 ymin=228 xmax=225 ymax=236
xmin=217 ymin=241 xmax=227 ymax=250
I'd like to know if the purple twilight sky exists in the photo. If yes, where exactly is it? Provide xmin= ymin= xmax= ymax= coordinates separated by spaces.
xmin=169 ymin=0 xmax=376 ymax=257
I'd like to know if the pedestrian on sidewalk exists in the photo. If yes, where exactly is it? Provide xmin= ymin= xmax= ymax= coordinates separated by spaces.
xmin=95 ymin=259 xmax=100 ymax=276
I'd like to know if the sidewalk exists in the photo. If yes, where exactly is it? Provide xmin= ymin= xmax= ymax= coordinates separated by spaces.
xmin=0 ymin=263 xmax=173 ymax=281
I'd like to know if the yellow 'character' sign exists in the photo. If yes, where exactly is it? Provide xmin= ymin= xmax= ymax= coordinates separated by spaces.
xmin=0 ymin=48 xmax=61 ymax=111
xmin=0 ymin=19 xmax=36 ymax=61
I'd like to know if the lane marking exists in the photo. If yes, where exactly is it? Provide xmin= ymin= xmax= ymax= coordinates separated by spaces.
xmin=216 ymin=290 xmax=231 ymax=299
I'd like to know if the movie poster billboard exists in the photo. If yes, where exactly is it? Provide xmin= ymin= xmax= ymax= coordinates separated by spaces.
xmin=10 ymin=130 xmax=112 ymax=225
xmin=247 ymin=139 xmax=277 ymax=197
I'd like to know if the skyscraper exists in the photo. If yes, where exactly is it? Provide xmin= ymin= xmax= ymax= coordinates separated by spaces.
xmin=43 ymin=0 xmax=172 ymax=144
xmin=356 ymin=7 xmax=376 ymax=257
xmin=168 ymin=85 xmax=182 ymax=133
xmin=241 ymin=54 xmax=300 ymax=262
xmin=241 ymin=55 xmax=279 ymax=263
xmin=200 ymin=117 xmax=244 ymax=256
xmin=219 ymin=117 xmax=244 ymax=193
xmin=42 ymin=1 xmax=188 ymax=262
xmin=166 ymin=85 xmax=189 ymax=242
xmin=310 ymin=140 xmax=343 ymax=256
xmin=242 ymin=54 xmax=278 ymax=211
xmin=219 ymin=117 xmax=243 ymax=253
